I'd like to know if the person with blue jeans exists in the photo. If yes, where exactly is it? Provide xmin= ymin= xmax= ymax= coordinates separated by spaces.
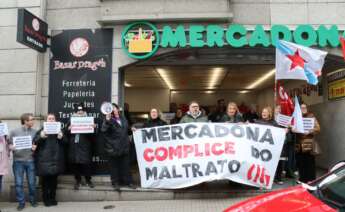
xmin=9 ymin=113 xmax=38 ymax=211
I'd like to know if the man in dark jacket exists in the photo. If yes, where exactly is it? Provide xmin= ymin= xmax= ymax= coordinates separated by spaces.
xmin=65 ymin=103 xmax=95 ymax=190
xmin=101 ymin=103 xmax=133 ymax=190
xmin=34 ymin=113 xmax=66 ymax=207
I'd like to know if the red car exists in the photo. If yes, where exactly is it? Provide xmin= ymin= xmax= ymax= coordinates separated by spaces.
xmin=224 ymin=161 xmax=345 ymax=212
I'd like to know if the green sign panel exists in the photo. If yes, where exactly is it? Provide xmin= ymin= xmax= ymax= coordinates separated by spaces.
xmin=122 ymin=22 xmax=345 ymax=59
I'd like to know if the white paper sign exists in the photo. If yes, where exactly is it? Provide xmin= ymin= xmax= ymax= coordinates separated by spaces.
xmin=0 ymin=123 xmax=9 ymax=136
xmin=44 ymin=122 xmax=61 ymax=134
xmin=303 ymin=118 xmax=315 ymax=131
xmin=71 ymin=117 xmax=94 ymax=134
xmin=275 ymin=113 xmax=292 ymax=128
xmin=133 ymin=123 xmax=286 ymax=189
xmin=13 ymin=136 xmax=32 ymax=150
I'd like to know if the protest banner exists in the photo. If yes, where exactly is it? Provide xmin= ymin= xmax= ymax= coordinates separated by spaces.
xmin=133 ymin=123 xmax=286 ymax=189
xmin=44 ymin=122 xmax=61 ymax=134
xmin=0 ymin=123 xmax=9 ymax=136
xmin=13 ymin=136 xmax=33 ymax=150
xmin=71 ymin=117 xmax=94 ymax=134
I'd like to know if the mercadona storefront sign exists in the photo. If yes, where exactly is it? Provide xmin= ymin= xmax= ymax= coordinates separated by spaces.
xmin=121 ymin=22 xmax=345 ymax=59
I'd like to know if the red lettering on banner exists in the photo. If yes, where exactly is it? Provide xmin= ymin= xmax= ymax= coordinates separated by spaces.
xmin=143 ymin=148 xmax=154 ymax=162
xmin=247 ymin=164 xmax=271 ymax=187
xmin=143 ymin=142 xmax=236 ymax=162
xmin=211 ymin=143 xmax=224 ymax=155
xmin=156 ymin=147 xmax=168 ymax=161
xmin=183 ymin=145 xmax=194 ymax=158
xmin=168 ymin=146 xmax=182 ymax=160
xmin=205 ymin=143 xmax=211 ymax=156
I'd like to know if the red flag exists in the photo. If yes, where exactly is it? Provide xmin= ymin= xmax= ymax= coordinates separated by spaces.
xmin=277 ymin=85 xmax=294 ymax=116
xmin=340 ymin=37 xmax=345 ymax=60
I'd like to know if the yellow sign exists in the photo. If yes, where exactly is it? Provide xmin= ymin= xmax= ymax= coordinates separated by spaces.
xmin=328 ymin=78 xmax=345 ymax=100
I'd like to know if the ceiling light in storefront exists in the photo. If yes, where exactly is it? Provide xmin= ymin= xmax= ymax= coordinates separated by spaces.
xmin=245 ymin=69 xmax=276 ymax=90
xmin=156 ymin=68 xmax=174 ymax=90
xmin=124 ymin=82 xmax=132 ymax=87
xmin=208 ymin=67 xmax=225 ymax=89
xmin=205 ymin=90 xmax=215 ymax=94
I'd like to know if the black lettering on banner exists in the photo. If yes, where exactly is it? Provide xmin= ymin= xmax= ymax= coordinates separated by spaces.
xmin=146 ymin=167 xmax=158 ymax=180
xmin=182 ymin=163 xmax=192 ymax=178
xmin=259 ymin=129 xmax=274 ymax=145
xmin=159 ymin=166 xmax=172 ymax=179
xmin=228 ymin=160 xmax=241 ymax=173
xmin=215 ymin=125 xmax=229 ymax=137
xmin=191 ymin=163 xmax=203 ymax=177
xmin=142 ymin=128 xmax=157 ymax=143
xmin=231 ymin=125 xmax=245 ymax=138
xmin=184 ymin=124 xmax=197 ymax=139
xmin=246 ymin=127 xmax=259 ymax=142
xmin=251 ymin=146 xmax=272 ymax=162
xmin=217 ymin=160 xmax=227 ymax=172
xmin=172 ymin=165 xmax=183 ymax=178
xmin=171 ymin=125 xmax=183 ymax=140
xmin=199 ymin=125 xmax=214 ymax=138
xmin=158 ymin=126 xmax=170 ymax=141
xmin=205 ymin=161 xmax=218 ymax=176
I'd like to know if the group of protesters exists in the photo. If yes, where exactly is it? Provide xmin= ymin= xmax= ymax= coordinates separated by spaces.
xmin=0 ymin=100 xmax=320 ymax=211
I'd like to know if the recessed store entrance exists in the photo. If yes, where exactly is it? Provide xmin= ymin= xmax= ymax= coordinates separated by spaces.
xmin=119 ymin=47 xmax=276 ymax=123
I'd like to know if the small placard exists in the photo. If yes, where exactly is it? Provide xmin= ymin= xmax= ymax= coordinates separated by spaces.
xmin=43 ymin=122 xmax=61 ymax=134
xmin=275 ymin=113 xmax=292 ymax=128
xmin=0 ymin=123 xmax=9 ymax=136
xmin=303 ymin=118 xmax=315 ymax=131
xmin=71 ymin=117 xmax=94 ymax=134
xmin=13 ymin=136 xmax=32 ymax=150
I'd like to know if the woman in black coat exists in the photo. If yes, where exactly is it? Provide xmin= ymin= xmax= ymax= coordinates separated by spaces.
xmin=143 ymin=108 xmax=167 ymax=128
xmin=101 ymin=103 xmax=133 ymax=189
xmin=34 ymin=113 xmax=66 ymax=207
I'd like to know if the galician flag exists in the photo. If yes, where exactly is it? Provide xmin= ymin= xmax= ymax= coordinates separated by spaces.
xmin=275 ymin=40 xmax=328 ymax=85
xmin=291 ymin=96 xmax=304 ymax=133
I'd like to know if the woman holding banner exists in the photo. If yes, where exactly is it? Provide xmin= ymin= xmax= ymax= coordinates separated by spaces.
xmin=219 ymin=102 xmax=244 ymax=123
xmin=34 ymin=113 xmax=66 ymax=207
xmin=143 ymin=108 xmax=167 ymax=128
xmin=101 ymin=103 xmax=133 ymax=190
xmin=296 ymin=103 xmax=320 ymax=183
xmin=0 ymin=120 xmax=9 ymax=195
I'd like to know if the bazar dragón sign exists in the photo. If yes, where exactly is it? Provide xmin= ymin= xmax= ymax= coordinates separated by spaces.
xmin=122 ymin=22 xmax=345 ymax=59
xmin=133 ymin=123 xmax=286 ymax=189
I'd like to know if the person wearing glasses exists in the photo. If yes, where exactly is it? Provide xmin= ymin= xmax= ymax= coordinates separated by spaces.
xmin=8 ymin=113 xmax=38 ymax=211
xmin=179 ymin=101 xmax=208 ymax=123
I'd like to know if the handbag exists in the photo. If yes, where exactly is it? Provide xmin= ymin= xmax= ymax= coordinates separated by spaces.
xmin=312 ymin=139 xmax=322 ymax=155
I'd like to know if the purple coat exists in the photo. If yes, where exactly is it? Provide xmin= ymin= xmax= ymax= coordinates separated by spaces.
xmin=0 ymin=136 xmax=9 ymax=176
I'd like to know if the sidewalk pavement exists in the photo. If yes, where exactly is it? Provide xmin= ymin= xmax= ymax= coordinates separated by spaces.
xmin=0 ymin=198 xmax=249 ymax=212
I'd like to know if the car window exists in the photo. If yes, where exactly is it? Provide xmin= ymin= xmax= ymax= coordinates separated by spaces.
xmin=319 ymin=168 xmax=345 ymax=207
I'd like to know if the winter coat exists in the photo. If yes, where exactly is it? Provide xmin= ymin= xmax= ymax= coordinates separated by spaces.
xmin=219 ymin=113 xmax=244 ymax=123
xmin=65 ymin=122 xmax=95 ymax=164
xmin=0 ymin=136 xmax=9 ymax=176
xmin=101 ymin=116 xmax=130 ymax=157
xmin=34 ymin=128 xmax=66 ymax=176
xmin=254 ymin=119 xmax=279 ymax=127
xmin=143 ymin=118 xmax=167 ymax=128
xmin=179 ymin=111 xmax=208 ymax=123
xmin=296 ymin=113 xmax=320 ymax=153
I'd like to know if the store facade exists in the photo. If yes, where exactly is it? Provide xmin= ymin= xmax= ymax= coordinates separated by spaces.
xmin=1 ymin=0 xmax=345 ymax=182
